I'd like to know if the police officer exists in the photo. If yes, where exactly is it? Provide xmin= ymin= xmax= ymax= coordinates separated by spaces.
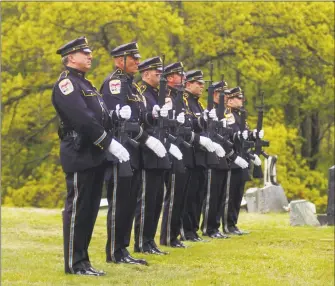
xmin=100 ymin=43 xmax=167 ymax=265
xmin=180 ymin=70 xmax=221 ymax=242
xmin=159 ymin=62 xmax=193 ymax=248
xmin=222 ymin=87 xmax=262 ymax=235
xmin=52 ymin=37 xmax=130 ymax=275
xmin=201 ymin=81 xmax=230 ymax=239
xmin=134 ymin=57 xmax=183 ymax=254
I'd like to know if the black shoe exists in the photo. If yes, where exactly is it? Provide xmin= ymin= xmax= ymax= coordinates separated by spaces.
xmin=72 ymin=268 xmax=105 ymax=276
xmin=209 ymin=232 xmax=226 ymax=239
xmin=227 ymin=227 xmax=243 ymax=235
xmin=235 ymin=226 xmax=250 ymax=235
xmin=115 ymin=255 xmax=148 ymax=266
xmin=149 ymin=241 xmax=169 ymax=255
xmin=217 ymin=232 xmax=230 ymax=239
xmin=171 ymin=242 xmax=186 ymax=248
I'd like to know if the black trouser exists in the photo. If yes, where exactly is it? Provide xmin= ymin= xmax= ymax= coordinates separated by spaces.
xmin=134 ymin=169 xmax=165 ymax=251
xmin=105 ymin=165 xmax=140 ymax=261
xmin=160 ymin=169 xmax=189 ymax=246
xmin=63 ymin=164 xmax=105 ymax=274
xmin=181 ymin=166 xmax=207 ymax=239
xmin=221 ymin=168 xmax=246 ymax=232
xmin=201 ymin=169 xmax=228 ymax=235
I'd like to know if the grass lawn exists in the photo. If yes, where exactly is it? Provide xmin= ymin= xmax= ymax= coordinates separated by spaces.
xmin=1 ymin=207 xmax=334 ymax=286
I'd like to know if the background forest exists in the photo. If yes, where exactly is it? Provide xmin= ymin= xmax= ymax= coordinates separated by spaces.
xmin=1 ymin=2 xmax=334 ymax=211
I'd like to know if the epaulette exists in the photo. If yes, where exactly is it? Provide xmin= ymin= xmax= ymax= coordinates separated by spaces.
xmin=109 ymin=68 xmax=123 ymax=80
xmin=58 ymin=70 xmax=69 ymax=81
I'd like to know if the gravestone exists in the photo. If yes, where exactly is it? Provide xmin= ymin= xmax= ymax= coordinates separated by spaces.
xmin=290 ymin=200 xmax=320 ymax=226
xmin=245 ymin=184 xmax=288 ymax=213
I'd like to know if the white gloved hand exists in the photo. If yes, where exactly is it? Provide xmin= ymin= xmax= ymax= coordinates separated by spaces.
xmin=152 ymin=105 xmax=160 ymax=119
xmin=176 ymin=112 xmax=185 ymax=124
xmin=199 ymin=136 xmax=215 ymax=152
xmin=145 ymin=136 xmax=167 ymax=158
xmin=252 ymin=154 xmax=262 ymax=166
xmin=253 ymin=129 xmax=264 ymax=139
xmin=203 ymin=109 xmax=208 ymax=122
xmin=160 ymin=104 xmax=170 ymax=118
xmin=108 ymin=139 xmax=130 ymax=163
xmin=209 ymin=108 xmax=218 ymax=121
xmin=221 ymin=118 xmax=227 ymax=128
xmin=169 ymin=143 xmax=183 ymax=160
xmin=212 ymin=142 xmax=226 ymax=158
xmin=234 ymin=156 xmax=249 ymax=169
xmin=240 ymin=130 xmax=248 ymax=140
xmin=119 ymin=105 xmax=131 ymax=120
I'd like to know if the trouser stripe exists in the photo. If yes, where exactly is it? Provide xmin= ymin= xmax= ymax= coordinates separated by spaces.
xmin=224 ymin=170 xmax=231 ymax=233
xmin=167 ymin=173 xmax=176 ymax=246
xmin=139 ymin=170 xmax=146 ymax=251
xmin=110 ymin=164 xmax=118 ymax=261
xmin=68 ymin=172 xmax=79 ymax=273
xmin=202 ymin=169 xmax=212 ymax=234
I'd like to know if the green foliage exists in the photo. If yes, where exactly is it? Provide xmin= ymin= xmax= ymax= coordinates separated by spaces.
xmin=1 ymin=2 xmax=334 ymax=209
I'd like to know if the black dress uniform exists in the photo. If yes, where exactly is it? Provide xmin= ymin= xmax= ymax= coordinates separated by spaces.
xmin=52 ymin=37 xmax=111 ymax=276
xmin=200 ymin=81 xmax=231 ymax=239
xmin=180 ymin=70 xmax=215 ymax=242
xmin=134 ymin=57 xmax=170 ymax=254
xmin=160 ymin=62 xmax=191 ymax=248
xmin=100 ymin=42 xmax=149 ymax=265
xmin=221 ymin=87 xmax=250 ymax=235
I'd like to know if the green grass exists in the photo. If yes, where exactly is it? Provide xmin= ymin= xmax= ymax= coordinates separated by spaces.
xmin=1 ymin=207 xmax=334 ymax=286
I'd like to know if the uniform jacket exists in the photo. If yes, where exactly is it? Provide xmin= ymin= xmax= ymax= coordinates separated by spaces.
xmin=52 ymin=67 xmax=112 ymax=173
xmin=100 ymin=68 xmax=152 ymax=169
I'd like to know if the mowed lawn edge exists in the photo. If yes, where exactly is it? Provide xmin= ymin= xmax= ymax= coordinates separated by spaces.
xmin=1 ymin=207 xmax=334 ymax=286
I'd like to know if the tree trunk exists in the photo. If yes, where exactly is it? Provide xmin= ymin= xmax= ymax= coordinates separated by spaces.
xmin=310 ymin=112 xmax=320 ymax=170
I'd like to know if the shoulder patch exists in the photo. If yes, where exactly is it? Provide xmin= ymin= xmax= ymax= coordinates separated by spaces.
xmin=109 ymin=79 xmax=121 ymax=94
xmin=58 ymin=78 xmax=74 ymax=95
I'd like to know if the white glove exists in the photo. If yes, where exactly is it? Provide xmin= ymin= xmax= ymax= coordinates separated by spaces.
xmin=152 ymin=105 xmax=160 ymax=119
xmin=115 ymin=104 xmax=132 ymax=120
xmin=209 ymin=108 xmax=218 ymax=121
xmin=176 ymin=112 xmax=185 ymax=124
xmin=169 ymin=143 xmax=183 ymax=160
xmin=253 ymin=129 xmax=264 ymax=139
xmin=239 ymin=130 xmax=248 ymax=140
xmin=160 ymin=104 xmax=169 ymax=118
xmin=234 ymin=156 xmax=249 ymax=169
xmin=212 ymin=142 xmax=226 ymax=158
xmin=145 ymin=136 xmax=167 ymax=158
xmin=203 ymin=109 xmax=208 ymax=122
xmin=108 ymin=139 xmax=130 ymax=163
xmin=199 ymin=136 xmax=215 ymax=152
xmin=221 ymin=118 xmax=227 ymax=128
xmin=252 ymin=154 xmax=262 ymax=166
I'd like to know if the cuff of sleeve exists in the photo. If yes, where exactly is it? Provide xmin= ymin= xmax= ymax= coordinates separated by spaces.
xmin=94 ymin=131 xmax=112 ymax=150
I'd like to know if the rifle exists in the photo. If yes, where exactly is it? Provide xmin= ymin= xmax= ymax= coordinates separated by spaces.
xmin=116 ymin=53 xmax=134 ymax=177
xmin=239 ymin=97 xmax=255 ymax=181
xmin=156 ymin=54 xmax=168 ymax=143
xmin=205 ymin=61 xmax=219 ymax=166
xmin=253 ymin=91 xmax=270 ymax=178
